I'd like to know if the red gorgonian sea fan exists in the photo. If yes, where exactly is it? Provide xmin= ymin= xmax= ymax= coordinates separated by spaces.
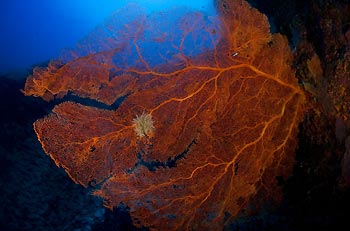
xmin=23 ymin=0 xmax=305 ymax=230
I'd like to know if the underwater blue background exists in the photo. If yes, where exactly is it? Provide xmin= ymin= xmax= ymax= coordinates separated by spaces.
xmin=0 ymin=0 xmax=214 ymax=75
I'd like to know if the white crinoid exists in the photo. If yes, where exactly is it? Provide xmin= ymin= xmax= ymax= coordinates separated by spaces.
xmin=132 ymin=112 xmax=155 ymax=137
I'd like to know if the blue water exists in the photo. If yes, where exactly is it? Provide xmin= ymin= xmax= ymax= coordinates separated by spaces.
xmin=0 ymin=0 xmax=215 ymax=75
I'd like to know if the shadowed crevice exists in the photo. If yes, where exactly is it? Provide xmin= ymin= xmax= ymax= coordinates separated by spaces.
xmin=127 ymin=138 xmax=197 ymax=174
